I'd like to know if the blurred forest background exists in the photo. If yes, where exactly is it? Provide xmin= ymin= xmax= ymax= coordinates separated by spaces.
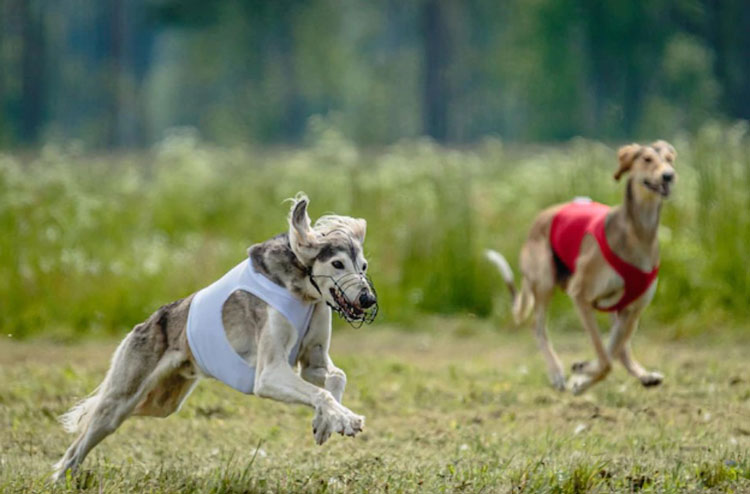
xmin=2 ymin=0 xmax=750 ymax=147
xmin=1 ymin=0 xmax=749 ymax=339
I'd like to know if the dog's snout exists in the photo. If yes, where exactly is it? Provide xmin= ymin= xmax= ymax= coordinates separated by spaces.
xmin=662 ymin=171 xmax=674 ymax=183
xmin=358 ymin=290 xmax=376 ymax=309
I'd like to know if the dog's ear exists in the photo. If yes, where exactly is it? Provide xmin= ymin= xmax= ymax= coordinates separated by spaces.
xmin=288 ymin=193 xmax=319 ymax=263
xmin=614 ymin=143 xmax=642 ymax=181
xmin=351 ymin=218 xmax=366 ymax=244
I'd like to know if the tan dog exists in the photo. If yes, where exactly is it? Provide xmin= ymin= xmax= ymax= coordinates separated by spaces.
xmin=486 ymin=141 xmax=676 ymax=394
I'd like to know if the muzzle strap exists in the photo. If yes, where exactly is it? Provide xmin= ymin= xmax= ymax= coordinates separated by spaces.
xmin=307 ymin=266 xmax=323 ymax=296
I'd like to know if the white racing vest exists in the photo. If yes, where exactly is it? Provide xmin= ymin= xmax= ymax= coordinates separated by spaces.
xmin=186 ymin=258 xmax=314 ymax=394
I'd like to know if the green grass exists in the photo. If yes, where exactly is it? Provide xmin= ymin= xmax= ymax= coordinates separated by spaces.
xmin=2 ymin=321 xmax=749 ymax=493
xmin=1 ymin=122 xmax=750 ymax=338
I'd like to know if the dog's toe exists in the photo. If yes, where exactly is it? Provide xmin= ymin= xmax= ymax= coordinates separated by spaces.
xmin=312 ymin=413 xmax=331 ymax=444
xmin=354 ymin=415 xmax=365 ymax=431
xmin=315 ymin=423 xmax=331 ymax=445
xmin=344 ymin=414 xmax=365 ymax=436
xmin=312 ymin=414 xmax=323 ymax=435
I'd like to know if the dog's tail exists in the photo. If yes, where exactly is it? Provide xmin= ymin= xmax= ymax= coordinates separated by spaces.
xmin=58 ymin=335 xmax=129 ymax=434
xmin=484 ymin=249 xmax=534 ymax=324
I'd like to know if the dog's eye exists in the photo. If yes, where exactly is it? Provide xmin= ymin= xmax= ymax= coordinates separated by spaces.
xmin=362 ymin=263 xmax=368 ymax=272
xmin=332 ymin=260 xmax=345 ymax=269
xmin=644 ymin=156 xmax=652 ymax=163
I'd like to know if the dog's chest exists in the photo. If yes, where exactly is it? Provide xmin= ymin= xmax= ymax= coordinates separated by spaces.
xmin=594 ymin=268 xmax=626 ymax=307
xmin=186 ymin=258 xmax=314 ymax=394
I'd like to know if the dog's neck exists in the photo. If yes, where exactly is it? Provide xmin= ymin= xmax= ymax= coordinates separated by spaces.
xmin=248 ymin=233 xmax=319 ymax=303
xmin=625 ymin=178 xmax=662 ymax=242
xmin=609 ymin=179 xmax=662 ymax=270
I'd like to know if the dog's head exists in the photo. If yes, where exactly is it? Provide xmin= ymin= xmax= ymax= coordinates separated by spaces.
xmin=614 ymin=140 xmax=677 ymax=199
xmin=287 ymin=194 xmax=377 ymax=326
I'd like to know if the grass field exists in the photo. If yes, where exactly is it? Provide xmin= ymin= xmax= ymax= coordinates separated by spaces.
xmin=2 ymin=122 xmax=749 ymax=492
xmin=2 ymin=320 xmax=749 ymax=493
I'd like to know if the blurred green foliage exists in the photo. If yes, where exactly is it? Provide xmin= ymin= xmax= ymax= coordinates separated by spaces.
xmin=1 ymin=122 xmax=748 ymax=339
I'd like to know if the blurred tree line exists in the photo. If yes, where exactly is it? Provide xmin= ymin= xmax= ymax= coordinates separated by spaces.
xmin=1 ymin=0 xmax=749 ymax=148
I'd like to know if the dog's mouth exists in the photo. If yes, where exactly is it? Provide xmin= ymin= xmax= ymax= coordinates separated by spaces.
xmin=328 ymin=285 xmax=378 ymax=328
xmin=643 ymin=179 xmax=671 ymax=198
xmin=330 ymin=287 xmax=363 ymax=318
xmin=311 ymin=274 xmax=378 ymax=328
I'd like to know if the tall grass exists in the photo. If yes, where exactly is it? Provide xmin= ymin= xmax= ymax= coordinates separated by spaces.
xmin=1 ymin=122 xmax=748 ymax=339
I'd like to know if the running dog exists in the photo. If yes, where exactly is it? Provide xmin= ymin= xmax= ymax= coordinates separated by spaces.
xmin=52 ymin=194 xmax=378 ymax=481
xmin=486 ymin=141 xmax=676 ymax=394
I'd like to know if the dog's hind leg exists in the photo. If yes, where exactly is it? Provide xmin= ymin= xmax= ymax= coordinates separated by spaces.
xmin=52 ymin=322 xmax=186 ymax=482
xmin=513 ymin=278 xmax=535 ymax=325
xmin=517 ymin=236 xmax=565 ymax=391
xmin=133 ymin=366 xmax=198 ymax=417
xmin=608 ymin=308 xmax=663 ymax=387
xmin=52 ymin=348 xmax=184 ymax=481
xmin=531 ymin=292 xmax=566 ymax=392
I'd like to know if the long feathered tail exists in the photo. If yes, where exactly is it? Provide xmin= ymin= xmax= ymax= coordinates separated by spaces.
xmin=484 ymin=249 xmax=535 ymax=324
xmin=57 ymin=333 xmax=131 ymax=435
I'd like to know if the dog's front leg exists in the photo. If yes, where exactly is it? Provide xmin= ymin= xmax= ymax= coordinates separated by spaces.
xmin=256 ymin=362 xmax=362 ymax=444
xmin=568 ymin=297 xmax=612 ymax=394
xmin=323 ymin=362 xmax=346 ymax=404
xmin=299 ymin=303 xmax=347 ymax=402
xmin=301 ymin=345 xmax=347 ymax=403
xmin=254 ymin=314 xmax=363 ymax=444
xmin=608 ymin=305 xmax=664 ymax=387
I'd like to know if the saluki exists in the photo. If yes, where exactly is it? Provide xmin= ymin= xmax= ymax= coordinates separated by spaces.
xmin=486 ymin=141 xmax=676 ymax=394
xmin=53 ymin=194 xmax=378 ymax=480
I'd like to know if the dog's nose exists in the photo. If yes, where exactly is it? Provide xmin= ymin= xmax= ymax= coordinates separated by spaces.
xmin=358 ymin=290 xmax=376 ymax=309
xmin=662 ymin=171 xmax=674 ymax=183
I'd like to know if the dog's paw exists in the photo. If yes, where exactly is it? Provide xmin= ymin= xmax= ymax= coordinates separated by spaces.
xmin=342 ymin=412 xmax=365 ymax=437
xmin=568 ymin=374 xmax=595 ymax=396
xmin=639 ymin=371 xmax=664 ymax=387
xmin=549 ymin=373 xmax=567 ymax=392
xmin=49 ymin=470 xmax=65 ymax=484
xmin=50 ymin=460 xmax=71 ymax=484
xmin=312 ymin=403 xmax=364 ymax=445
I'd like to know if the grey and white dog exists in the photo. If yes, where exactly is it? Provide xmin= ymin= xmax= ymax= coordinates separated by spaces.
xmin=52 ymin=194 xmax=377 ymax=481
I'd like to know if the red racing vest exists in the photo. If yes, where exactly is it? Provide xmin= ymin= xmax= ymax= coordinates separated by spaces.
xmin=549 ymin=199 xmax=659 ymax=312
